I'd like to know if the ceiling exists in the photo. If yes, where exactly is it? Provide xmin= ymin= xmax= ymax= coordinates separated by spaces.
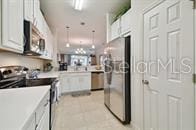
xmin=40 ymin=0 xmax=130 ymax=54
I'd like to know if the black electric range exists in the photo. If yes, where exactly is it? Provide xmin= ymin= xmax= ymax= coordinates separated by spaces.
xmin=0 ymin=66 xmax=57 ymax=130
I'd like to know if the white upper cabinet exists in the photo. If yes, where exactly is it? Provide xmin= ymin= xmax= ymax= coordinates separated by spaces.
xmin=24 ymin=0 xmax=40 ymax=27
xmin=121 ymin=9 xmax=131 ymax=35
xmin=36 ymin=10 xmax=45 ymax=36
xmin=24 ymin=0 xmax=54 ymax=60
xmin=33 ymin=0 xmax=40 ymax=27
xmin=24 ymin=0 xmax=34 ymax=22
xmin=111 ymin=19 xmax=121 ymax=41
xmin=107 ymin=9 xmax=131 ymax=42
xmin=1 ymin=0 xmax=24 ymax=53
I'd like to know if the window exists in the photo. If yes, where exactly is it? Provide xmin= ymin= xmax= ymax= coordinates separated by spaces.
xmin=70 ymin=55 xmax=88 ymax=66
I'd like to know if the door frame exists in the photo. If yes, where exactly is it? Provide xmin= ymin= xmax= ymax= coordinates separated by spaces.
xmin=142 ymin=0 xmax=196 ymax=129
xmin=194 ymin=2 xmax=196 ymax=129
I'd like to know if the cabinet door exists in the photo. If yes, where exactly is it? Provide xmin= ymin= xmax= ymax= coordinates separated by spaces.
xmin=121 ymin=9 xmax=131 ymax=35
xmin=33 ymin=0 xmax=40 ymax=27
xmin=2 ymin=0 xmax=24 ymax=53
xmin=79 ymin=75 xmax=91 ymax=91
xmin=60 ymin=74 xmax=70 ymax=93
xmin=70 ymin=76 xmax=80 ymax=92
xmin=36 ymin=104 xmax=49 ymax=130
xmin=78 ymin=76 xmax=84 ymax=91
xmin=24 ymin=0 xmax=34 ymax=22
xmin=111 ymin=19 xmax=121 ymax=41
xmin=36 ymin=11 xmax=44 ymax=35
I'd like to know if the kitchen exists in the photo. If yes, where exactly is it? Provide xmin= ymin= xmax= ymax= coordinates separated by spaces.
xmin=0 ymin=0 xmax=196 ymax=130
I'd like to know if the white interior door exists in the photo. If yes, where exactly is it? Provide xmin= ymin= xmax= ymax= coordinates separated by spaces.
xmin=143 ymin=0 xmax=194 ymax=130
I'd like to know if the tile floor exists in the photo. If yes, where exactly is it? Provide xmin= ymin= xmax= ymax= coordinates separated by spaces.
xmin=54 ymin=90 xmax=132 ymax=130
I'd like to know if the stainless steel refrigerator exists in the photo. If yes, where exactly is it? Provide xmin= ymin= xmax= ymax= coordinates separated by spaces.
xmin=104 ymin=36 xmax=131 ymax=124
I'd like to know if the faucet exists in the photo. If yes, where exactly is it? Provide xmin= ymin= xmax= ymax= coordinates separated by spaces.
xmin=28 ymin=69 xmax=40 ymax=79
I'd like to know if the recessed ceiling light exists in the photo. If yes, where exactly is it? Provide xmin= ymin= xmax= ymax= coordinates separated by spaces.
xmin=80 ymin=22 xmax=85 ymax=26
xmin=92 ymin=45 xmax=95 ymax=49
xmin=74 ymin=0 xmax=84 ymax=11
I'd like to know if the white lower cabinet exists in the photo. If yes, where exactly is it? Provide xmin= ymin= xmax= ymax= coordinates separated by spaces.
xmin=24 ymin=114 xmax=36 ymax=130
xmin=60 ymin=73 xmax=91 ymax=93
xmin=36 ymin=103 xmax=49 ymax=130
xmin=60 ymin=74 xmax=71 ymax=93
xmin=22 ymin=91 xmax=50 ymax=130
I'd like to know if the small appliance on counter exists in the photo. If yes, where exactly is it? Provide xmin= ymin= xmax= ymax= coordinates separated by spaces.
xmin=59 ymin=62 xmax=68 ymax=71
xmin=44 ymin=63 xmax=54 ymax=72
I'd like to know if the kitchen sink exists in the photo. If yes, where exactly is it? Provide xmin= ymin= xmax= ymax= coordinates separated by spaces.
xmin=26 ymin=78 xmax=56 ymax=87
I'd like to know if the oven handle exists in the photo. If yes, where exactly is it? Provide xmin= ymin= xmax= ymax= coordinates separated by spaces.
xmin=1 ymin=80 xmax=21 ymax=89
xmin=44 ymin=99 xmax=49 ymax=107
xmin=53 ymin=80 xmax=59 ymax=85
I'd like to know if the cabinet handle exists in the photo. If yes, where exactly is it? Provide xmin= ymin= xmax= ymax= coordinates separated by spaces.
xmin=44 ymin=100 xmax=49 ymax=107
xmin=35 ymin=124 xmax=38 ymax=130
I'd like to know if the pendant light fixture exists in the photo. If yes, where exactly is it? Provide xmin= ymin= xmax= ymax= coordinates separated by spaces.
xmin=92 ymin=30 xmax=95 ymax=49
xmin=74 ymin=0 xmax=84 ymax=11
xmin=66 ymin=26 xmax=70 ymax=48
xmin=75 ymin=41 xmax=86 ymax=54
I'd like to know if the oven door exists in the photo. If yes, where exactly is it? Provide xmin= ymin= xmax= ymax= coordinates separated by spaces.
xmin=0 ymin=77 xmax=26 ymax=89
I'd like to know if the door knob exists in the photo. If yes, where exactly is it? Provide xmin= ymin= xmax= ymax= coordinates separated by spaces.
xmin=142 ymin=80 xmax=149 ymax=85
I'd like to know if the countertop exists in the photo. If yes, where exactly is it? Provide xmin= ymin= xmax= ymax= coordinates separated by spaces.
xmin=59 ymin=70 xmax=104 ymax=73
xmin=38 ymin=71 xmax=60 ymax=79
xmin=0 ymin=86 xmax=50 ymax=130
xmin=37 ymin=70 xmax=104 ymax=79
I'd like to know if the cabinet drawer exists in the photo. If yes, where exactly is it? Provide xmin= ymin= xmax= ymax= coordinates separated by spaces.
xmin=36 ymin=103 xmax=50 ymax=130
xmin=36 ymin=91 xmax=50 ymax=125
xmin=22 ymin=113 xmax=36 ymax=130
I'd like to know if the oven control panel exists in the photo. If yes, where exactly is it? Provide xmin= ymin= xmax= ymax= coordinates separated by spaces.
xmin=0 ymin=66 xmax=28 ymax=80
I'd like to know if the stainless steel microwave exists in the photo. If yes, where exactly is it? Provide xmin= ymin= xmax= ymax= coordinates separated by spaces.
xmin=24 ymin=20 xmax=45 ymax=56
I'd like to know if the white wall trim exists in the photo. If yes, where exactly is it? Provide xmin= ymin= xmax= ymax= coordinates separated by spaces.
xmin=194 ymin=5 xmax=196 ymax=130
xmin=143 ymin=0 xmax=165 ymax=14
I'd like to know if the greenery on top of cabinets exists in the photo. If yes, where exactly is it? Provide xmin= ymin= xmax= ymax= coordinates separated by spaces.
xmin=112 ymin=3 xmax=131 ymax=23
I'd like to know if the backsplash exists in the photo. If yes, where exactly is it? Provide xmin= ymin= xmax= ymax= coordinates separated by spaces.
xmin=0 ymin=52 xmax=44 ymax=69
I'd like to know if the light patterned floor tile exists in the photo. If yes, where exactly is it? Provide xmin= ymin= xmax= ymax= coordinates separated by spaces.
xmin=54 ymin=91 xmax=132 ymax=130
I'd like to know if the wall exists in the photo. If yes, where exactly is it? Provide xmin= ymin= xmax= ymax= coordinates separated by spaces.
xmin=130 ymin=0 xmax=158 ymax=129
xmin=49 ymin=29 xmax=59 ymax=69
xmin=95 ymin=45 xmax=106 ymax=65
xmin=0 ymin=52 xmax=44 ymax=69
